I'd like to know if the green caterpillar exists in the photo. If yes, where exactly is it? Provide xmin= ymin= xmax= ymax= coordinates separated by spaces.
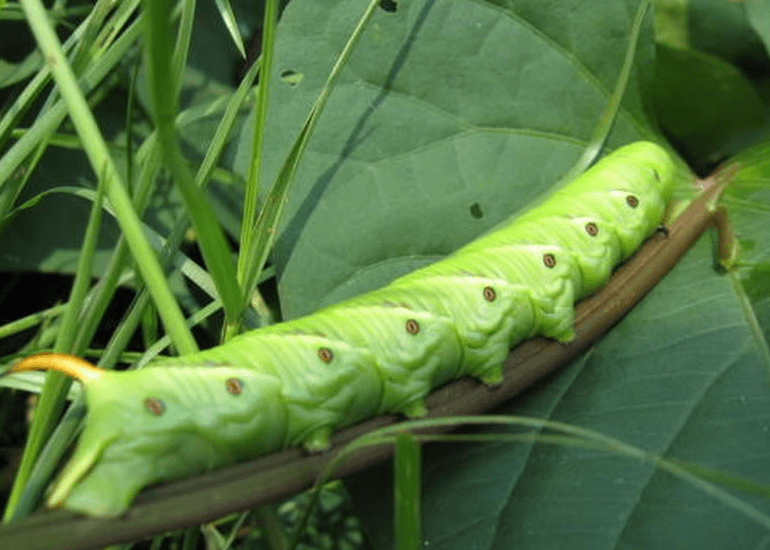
xmin=12 ymin=141 xmax=677 ymax=518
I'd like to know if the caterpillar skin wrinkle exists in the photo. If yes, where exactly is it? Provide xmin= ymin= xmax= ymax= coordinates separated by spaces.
xmin=13 ymin=141 xmax=678 ymax=517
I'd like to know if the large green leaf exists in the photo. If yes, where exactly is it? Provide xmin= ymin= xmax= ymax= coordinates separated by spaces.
xmin=723 ymin=141 xmax=770 ymax=344
xmin=242 ymin=0 xmax=770 ymax=549
xmin=237 ymin=0 xmax=657 ymax=319
xmin=349 ymin=235 xmax=770 ymax=549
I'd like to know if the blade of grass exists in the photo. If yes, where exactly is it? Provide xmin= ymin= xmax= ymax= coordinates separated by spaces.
xmin=137 ymin=299 xmax=223 ymax=367
xmin=98 ymin=51 xmax=264 ymax=361
xmin=3 ymin=166 xmax=106 ymax=520
xmin=66 ymin=141 xmax=162 ymax=354
xmin=196 ymin=52 xmax=260 ymax=189
xmin=6 ymin=53 xmax=263 ymax=509
xmin=0 ymin=0 xmax=142 ymax=218
xmin=319 ymin=416 xmax=770 ymax=533
xmin=4 ymin=397 xmax=87 ymax=523
xmin=233 ymin=0 xmax=383 ymax=337
xmin=562 ymin=0 xmax=653 ymax=180
xmin=5 ymin=184 xmax=219 ymax=301
xmin=142 ymin=0 xmax=241 ymax=325
xmin=0 ymin=0 xmax=132 ymax=146
xmin=5 ymin=294 xmax=227 ymax=522
xmin=55 ymin=178 xmax=107 ymax=356
xmin=0 ymin=12 xmax=142 ymax=215
xmin=212 ymin=0 xmax=246 ymax=59
xmin=18 ymin=0 xmax=196 ymax=345
xmin=0 ymin=304 xmax=67 ymax=341
xmin=170 ymin=0 xmax=195 ymax=96
xmin=394 ymin=432 xmax=422 ymax=550
xmin=237 ymin=0 xmax=278 ymax=294
xmin=54 ymin=0 xmax=124 ymax=100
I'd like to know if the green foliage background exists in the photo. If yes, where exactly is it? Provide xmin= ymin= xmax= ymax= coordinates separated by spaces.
xmin=1 ymin=0 xmax=770 ymax=548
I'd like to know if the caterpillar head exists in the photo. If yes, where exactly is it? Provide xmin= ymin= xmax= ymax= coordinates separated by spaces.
xmin=12 ymin=354 xmax=287 ymax=517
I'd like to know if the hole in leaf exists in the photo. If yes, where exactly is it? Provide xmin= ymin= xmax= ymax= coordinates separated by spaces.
xmin=379 ymin=0 xmax=397 ymax=12
xmin=280 ymin=69 xmax=304 ymax=86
